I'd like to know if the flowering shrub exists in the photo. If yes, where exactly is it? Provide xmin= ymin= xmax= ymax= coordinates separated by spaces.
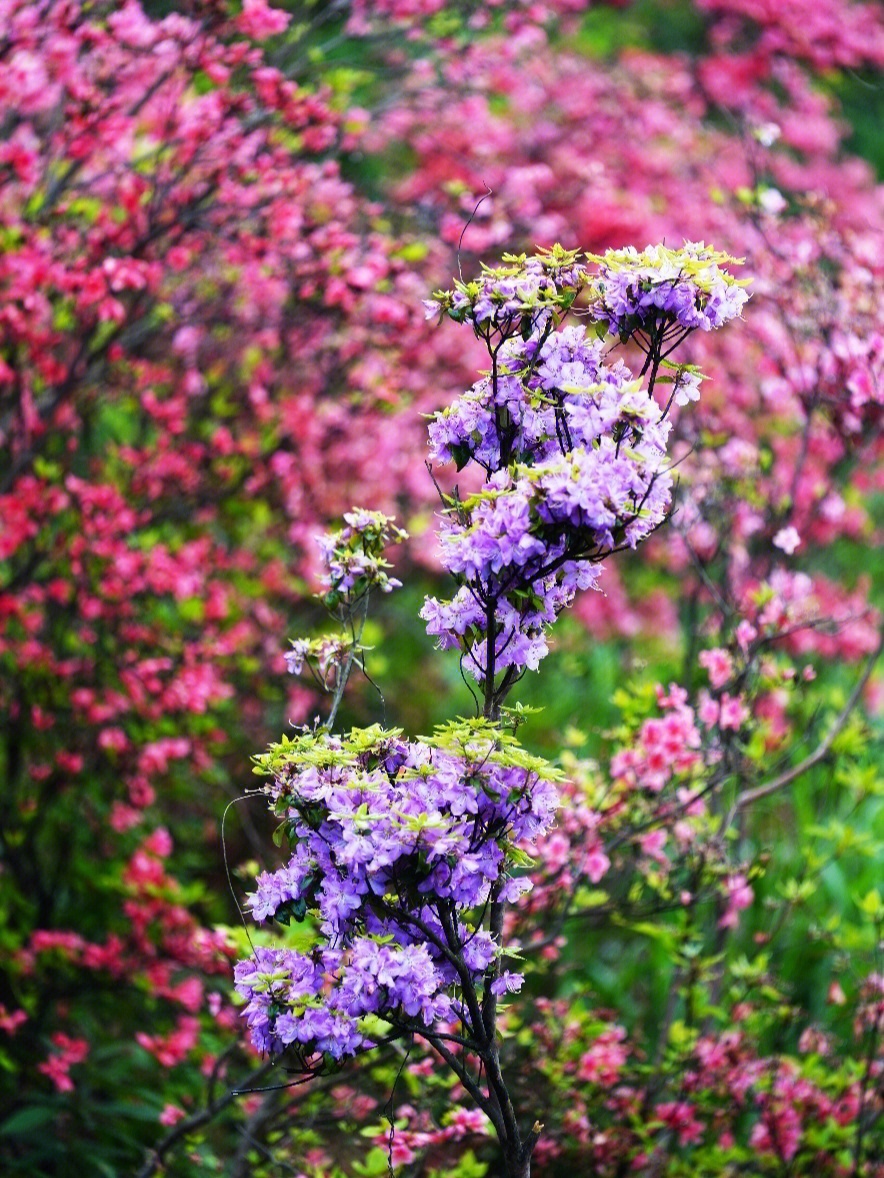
xmin=236 ymin=241 xmax=747 ymax=1176
xmin=0 ymin=1 xmax=434 ymax=1171
xmin=1 ymin=1 xmax=881 ymax=1175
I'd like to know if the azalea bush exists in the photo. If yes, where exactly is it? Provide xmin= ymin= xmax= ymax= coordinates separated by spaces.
xmin=235 ymin=242 xmax=755 ymax=1178
xmin=0 ymin=0 xmax=881 ymax=1175
xmin=233 ymin=238 xmax=882 ymax=1178
xmin=0 ymin=0 xmax=432 ymax=1170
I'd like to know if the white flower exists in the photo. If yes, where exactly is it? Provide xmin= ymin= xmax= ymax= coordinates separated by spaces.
xmin=758 ymin=187 xmax=787 ymax=215
xmin=753 ymin=122 xmax=781 ymax=147
xmin=773 ymin=526 xmax=801 ymax=555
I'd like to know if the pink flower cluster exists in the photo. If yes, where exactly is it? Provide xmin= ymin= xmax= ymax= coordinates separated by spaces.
xmin=36 ymin=1033 xmax=89 ymax=1094
xmin=610 ymin=694 xmax=703 ymax=793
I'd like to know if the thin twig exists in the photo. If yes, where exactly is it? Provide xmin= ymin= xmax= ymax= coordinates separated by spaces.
xmin=457 ymin=184 xmax=493 ymax=281
xmin=135 ymin=1059 xmax=277 ymax=1178
xmin=735 ymin=624 xmax=884 ymax=813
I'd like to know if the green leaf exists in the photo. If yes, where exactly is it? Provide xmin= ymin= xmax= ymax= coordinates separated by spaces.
xmin=352 ymin=1147 xmax=392 ymax=1177
xmin=0 ymin=1105 xmax=59 ymax=1136
xmin=856 ymin=887 xmax=884 ymax=919
xmin=574 ymin=887 xmax=609 ymax=909
xmin=450 ymin=441 xmax=473 ymax=472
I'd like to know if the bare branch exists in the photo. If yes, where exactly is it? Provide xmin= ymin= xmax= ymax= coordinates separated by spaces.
xmin=735 ymin=623 xmax=884 ymax=812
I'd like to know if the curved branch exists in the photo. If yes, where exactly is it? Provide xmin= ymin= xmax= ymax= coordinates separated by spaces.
xmin=736 ymin=623 xmax=884 ymax=812
xmin=422 ymin=1031 xmax=503 ymax=1138
xmin=135 ymin=1058 xmax=276 ymax=1178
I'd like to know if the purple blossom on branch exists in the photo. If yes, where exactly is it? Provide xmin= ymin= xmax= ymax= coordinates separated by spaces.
xmin=236 ymin=241 xmax=748 ymax=1177
xmin=423 ymin=244 xmax=747 ymax=704
xmin=586 ymin=241 xmax=750 ymax=344
xmin=235 ymin=722 xmax=561 ymax=1064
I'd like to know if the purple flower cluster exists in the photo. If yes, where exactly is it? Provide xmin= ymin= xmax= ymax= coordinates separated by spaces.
xmin=427 ymin=327 xmax=639 ymax=473
xmin=587 ymin=242 xmax=750 ymax=342
xmin=283 ymin=512 xmax=407 ymax=698
xmin=423 ymin=324 xmax=674 ymax=682
xmin=424 ymin=244 xmax=587 ymax=341
xmin=234 ymin=939 xmax=446 ymax=1060
xmin=316 ymin=508 xmax=407 ymax=606
xmin=423 ymin=566 xmax=597 ymax=681
xmin=422 ymin=245 xmax=748 ymax=689
xmin=283 ymin=635 xmax=340 ymax=675
xmin=234 ymin=723 xmax=559 ymax=1061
